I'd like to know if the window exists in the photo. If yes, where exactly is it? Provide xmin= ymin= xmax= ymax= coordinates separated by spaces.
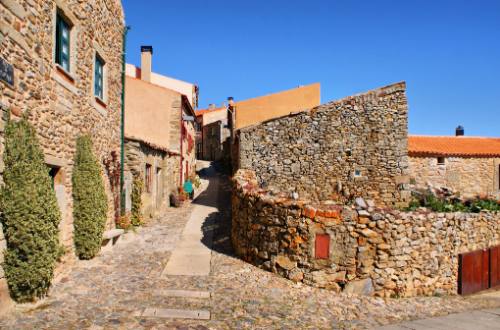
xmin=94 ymin=55 xmax=104 ymax=99
xmin=145 ymin=164 xmax=152 ymax=193
xmin=437 ymin=157 xmax=446 ymax=165
xmin=55 ymin=13 xmax=71 ymax=72
xmin=354 ymin=169 xmax=362 ymax=177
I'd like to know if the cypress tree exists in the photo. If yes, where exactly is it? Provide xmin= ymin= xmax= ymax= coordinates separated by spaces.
xmin=0 ymin=117 xmax=62 ymax=302
xmin=72 ymin=135 xmax=108 ymax=259
xmin=130 ymin=175 xmax=143 ymax=226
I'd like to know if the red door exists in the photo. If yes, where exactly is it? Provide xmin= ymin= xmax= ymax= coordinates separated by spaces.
xmin=458 ymin=249 xmax=489 ymax=295
xmin=490 ymin=246 xmax=500 ymax=288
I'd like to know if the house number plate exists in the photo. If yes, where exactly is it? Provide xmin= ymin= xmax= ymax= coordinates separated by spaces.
xmin=0 ymin=57 xmax=14 ymax=86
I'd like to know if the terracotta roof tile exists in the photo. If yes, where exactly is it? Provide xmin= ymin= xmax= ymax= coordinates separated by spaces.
xmin=195 ymin=107 xmax=226 ymax=117
xmin=409 ymin=136 xmax=500 ymax=157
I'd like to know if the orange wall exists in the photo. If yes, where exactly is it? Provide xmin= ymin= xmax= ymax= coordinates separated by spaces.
xmin=125 ymin=77 xmax=179 ymax=149
xmin=235 ymin=83 xmax=320 ymax=129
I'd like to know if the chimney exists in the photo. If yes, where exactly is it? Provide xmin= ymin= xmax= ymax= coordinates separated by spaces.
xmin=456 ymin=125 xmax=464 ymax=136
xmin=140 ymin=46 xmax=153 ymax=82
xmin=227 ymin=96 xmax=235 ymax=106
xmin=208 ymin=103 xmax=216 ymax=110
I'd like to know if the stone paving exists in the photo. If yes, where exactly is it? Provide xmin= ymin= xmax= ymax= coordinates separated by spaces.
xmin=0 ymin=164 xmax=500 ymax=329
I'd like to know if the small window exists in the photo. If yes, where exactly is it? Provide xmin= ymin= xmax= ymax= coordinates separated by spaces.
xmin=145 ymin=164 xmax=152 ymax=193
xmin=94 ymin=55 xmax=104 ymax=99
xmin=55 ymin=13 xmax=71 ymax=72
xmin=437 ymin=157 xmax=446 ymax=165
xmin=354 ymin=169 xmax=362 ymax=177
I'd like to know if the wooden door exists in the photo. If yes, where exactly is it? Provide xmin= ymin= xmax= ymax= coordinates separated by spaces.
xmin=458 ymin=249 xmax=489 ymax=295
xmin=490 ymin=246 xmax=500 ymax=288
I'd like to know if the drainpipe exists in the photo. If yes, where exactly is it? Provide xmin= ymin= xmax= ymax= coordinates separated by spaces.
xmin=179 ymin=104 xmax=183 ymax=187
xmin=120 ymin=26 xmax=130 ymax=216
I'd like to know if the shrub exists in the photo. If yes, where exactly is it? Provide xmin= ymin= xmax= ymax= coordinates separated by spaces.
xmin=117 ymin=214 xmax=132 ymax=230
xmin=72 ymin=136 xmax=108 ymax=260
xmin=0 ymin=117 xmax=62 ymax=302
xmin=406 ymin=189 xmax=500 ymax=213
xmin=130 ymin=175 xmax=143 ymax=226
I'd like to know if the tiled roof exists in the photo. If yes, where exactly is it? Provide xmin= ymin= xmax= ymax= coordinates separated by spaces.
xmin=195 ymin=107 xmax=226 ymax=117
xmin=409 ymin=136 xmax=500 ymax=157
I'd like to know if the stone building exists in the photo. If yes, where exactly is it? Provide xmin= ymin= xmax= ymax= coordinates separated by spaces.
xmin=0 ymin=0 xmax=125 ymax=310
xmin=195 ymin=105 xmax=230 ymax=161
xmin=195 ymin=84 xmax=320 ymax=163
xmin=235 ymin=82 xmax=410 ymax=207
xmin=408 ymin=133 xmax=500 ymax=199
xmin=231 ymin=82 xmax=500 ymax=297
xmin=124 ymin=46 xmax=196 ymax=217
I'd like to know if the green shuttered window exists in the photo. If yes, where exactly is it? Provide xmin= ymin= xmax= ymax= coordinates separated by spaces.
xmin=55 ymin=13 xmax=71 ymax=72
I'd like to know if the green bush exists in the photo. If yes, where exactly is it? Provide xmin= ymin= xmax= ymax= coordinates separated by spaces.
xmin=0 ymin=117 xmax=62 ymax=302
xmin=72 ymin=136 xmax=108 ymax=259
xmin=130 ymin=175 xmax=143 ymax=226
xmin=406 ymin=190 xmax=500 ymax=213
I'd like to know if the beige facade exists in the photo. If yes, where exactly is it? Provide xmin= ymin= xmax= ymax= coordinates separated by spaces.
xmin=234 ymin=83 xmax=320 ymax=129
xmin=195 ymin=107 xmax=231 ymax=161
xmin=125 ymin=76 xmax=179 ymax=149
xmin=0 ymin=0 xmax=125 ymax=310
xmin=409 ymin=156 xmax=500 ymax=199
xmin=124 ymin=47 xmax=196 ymax=217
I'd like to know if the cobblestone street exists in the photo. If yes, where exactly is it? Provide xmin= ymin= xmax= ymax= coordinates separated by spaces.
xmin=1 ymin=165 xmax=499 ymax=329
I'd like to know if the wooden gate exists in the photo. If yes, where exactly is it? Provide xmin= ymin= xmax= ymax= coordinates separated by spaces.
xmin=490 ymin=245 xmax=500 ymax=288
xmin=458 ymin=246 xmax=500 ymax=295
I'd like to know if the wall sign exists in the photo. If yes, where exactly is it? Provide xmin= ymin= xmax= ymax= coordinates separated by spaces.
xmin=0 ymin=58 xmax=14 ymax=87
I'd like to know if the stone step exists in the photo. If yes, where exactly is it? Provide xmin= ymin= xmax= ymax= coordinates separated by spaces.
xmin=159 ymin=289 xmax=210 ymax=299
xmin=142 ymin=307 xmax=210 ymax=320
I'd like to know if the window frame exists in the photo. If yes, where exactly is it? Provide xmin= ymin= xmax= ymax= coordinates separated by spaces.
xmin=145 ymin=164 xmax=152 ymax=193
xmin=55 ymin=12 xmax=72 ymax=73
xmin=94 ymin=54 xmax=105 ymax=100
xmin=437 ymin=157 xmax=446 ymax=166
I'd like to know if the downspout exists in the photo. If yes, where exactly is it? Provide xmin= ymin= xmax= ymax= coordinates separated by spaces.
xmin=179 ymin=104 xmax=183 ymax=187
xmin=120 ymin=26 xmax=130 ymax=216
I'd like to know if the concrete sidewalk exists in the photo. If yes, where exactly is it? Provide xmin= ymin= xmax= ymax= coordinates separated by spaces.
xmin=162 ymin=165 xmax=218 ymax=276
xmin=377 ymin=291 xmax=500 ymax=330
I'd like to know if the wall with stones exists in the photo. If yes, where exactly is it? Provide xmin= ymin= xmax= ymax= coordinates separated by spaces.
xmin=409 ymin=156 xmax=500 ymax=199
xmin=0 ymin=0 xmax=124 ymax=306
xmin=124 ymin=139 xmax=179 ymax=218
xmin=232 ymin=169 xmax=500 ymax=297
xmin=237 ymin=82 xmax=410 ymax=208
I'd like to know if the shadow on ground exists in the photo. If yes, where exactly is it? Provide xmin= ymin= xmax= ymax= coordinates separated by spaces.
xmin=196 ymin=161 xmax=235 ymax=258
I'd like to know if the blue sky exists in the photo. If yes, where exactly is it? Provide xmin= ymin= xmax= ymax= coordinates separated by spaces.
xmin=122 ymin=0 xmax=500 ymax=137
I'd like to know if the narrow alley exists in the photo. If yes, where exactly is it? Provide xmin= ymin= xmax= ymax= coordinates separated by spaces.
xmin=0 ymin=163 xmax=499 ymax=329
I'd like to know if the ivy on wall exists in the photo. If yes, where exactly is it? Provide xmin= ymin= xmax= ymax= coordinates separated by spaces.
xmin=0 ymin=116 xmax=62 ymax=302
xmin=72 ymin=135 xmax=108 ymax=260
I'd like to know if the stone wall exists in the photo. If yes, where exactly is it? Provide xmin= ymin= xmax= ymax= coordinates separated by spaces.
xmin=0 ymin=0 xmax=124 ymax=308
xmin=124 ymin=139 xmax=179 ymax=218
xmin=409 ymin=156 xmax=500 ymax=199
xmin=237 ymin=82 xmax=410 ymax=208
xmin=232 ymin=170 xmax=500 ymax=297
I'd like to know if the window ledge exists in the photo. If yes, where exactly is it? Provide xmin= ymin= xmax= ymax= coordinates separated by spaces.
xmin=55 ymin=64 xmax=75 ymax=83
xmin=90 ymin=96 xmax=107 ymax=116
xmin=95 ymin=96 xmax=107 ymax=108
xmin=53 ymin=65 xmax=78 ymax=95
